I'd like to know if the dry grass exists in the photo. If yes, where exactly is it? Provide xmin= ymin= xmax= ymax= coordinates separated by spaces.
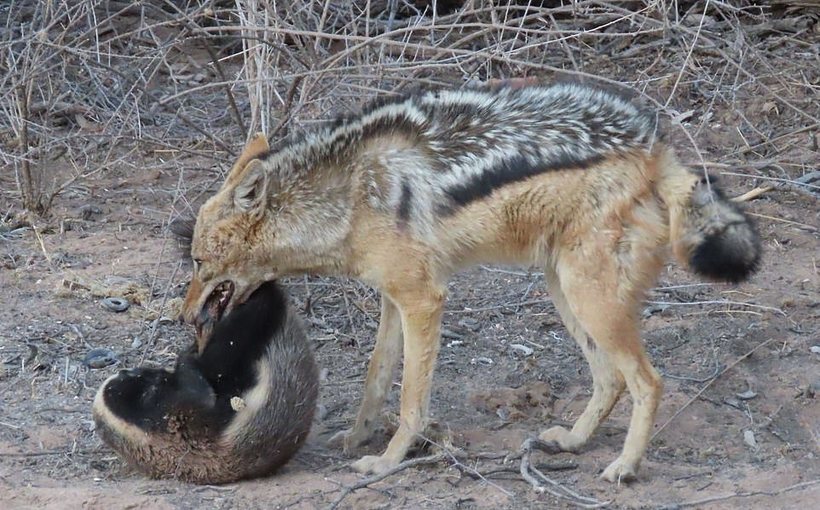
xmin=0 ymin=4 xmax=817 ymax=507
xmin=0 ymin=1 xmax=817 ymax=216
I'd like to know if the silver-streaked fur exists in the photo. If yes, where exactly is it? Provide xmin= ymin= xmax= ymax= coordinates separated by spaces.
xmin=259 ymin=82 xmax=659 ymax=243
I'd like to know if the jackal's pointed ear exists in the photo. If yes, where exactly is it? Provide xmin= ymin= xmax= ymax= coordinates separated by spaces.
xmin=233 ymin=159 xmax=268 ymax=216
xmin=226 ymin=133 xmax=270 ymax=186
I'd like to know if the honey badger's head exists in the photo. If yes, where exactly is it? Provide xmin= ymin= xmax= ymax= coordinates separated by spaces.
xmin=91 ymin=358 xmax=220 ymax=479
xmin=94 ymin=360 xmax=215 ymax=436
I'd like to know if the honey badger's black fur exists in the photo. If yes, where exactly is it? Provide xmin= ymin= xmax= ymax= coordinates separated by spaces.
xmin=93 ymin=277 xmax=318 ymax=483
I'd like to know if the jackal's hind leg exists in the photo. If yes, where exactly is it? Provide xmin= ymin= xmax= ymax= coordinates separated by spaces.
xmin=329 ymin=295 xmax=403 ymax=453
xmin=538 ymin=269 xmax=625 ymax=452
xmin=549 ymin=252 xmax=663 ymax=483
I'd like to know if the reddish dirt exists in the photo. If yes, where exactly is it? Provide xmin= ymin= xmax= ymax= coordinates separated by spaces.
xmin=1 ymin=143 xmax=818 ymax=510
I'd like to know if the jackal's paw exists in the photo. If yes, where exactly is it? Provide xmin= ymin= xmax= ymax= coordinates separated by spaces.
xmin=601 ymin=457 xmax=638 ymax=484
xmin=538 ymin=425 xmax=582 ymax=452
xmin=351 ymin=454 xmax=398 ymax=475
xmin=328 ymin=428 xmax=370 ymax=455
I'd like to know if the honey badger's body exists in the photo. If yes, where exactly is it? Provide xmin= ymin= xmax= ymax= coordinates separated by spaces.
xmin=94 ymin=282 xmax=318 ymax=484
xmin=182 ymin=81 xmax=760 ymax=482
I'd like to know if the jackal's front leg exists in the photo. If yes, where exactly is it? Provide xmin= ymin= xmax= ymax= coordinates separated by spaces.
xmin=329 ymin=295 xmax=402 ymax=452
xmin=351 ymin=285 xmax=445 ymax=475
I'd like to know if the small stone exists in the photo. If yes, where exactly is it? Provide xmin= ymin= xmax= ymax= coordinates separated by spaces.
xmin=130 ymin=338 xmax=142 ymax=349
xmin=496 ymin=406 xmax=510 ymax=421
xmin=79 ymin=205 xmax=103 ymax=221
xmin=723 ymin=397 xmax=741 ymax=409
xmin=230 ymin=396 xmax=246 ymax=411
xmin=101 ymin=297 xmax=130 ymax=312
xmin=810 ymin=345 xmax=820 ymax=354
xmin=83 ymin=348 xmax=118 ymax=369
xmin=736 ymin=389 xmax=757 ymax=400
xmin=471 ymin=356 xmax=493 ymax=366
xmin=441 ymin=328 xmax=464 ymax=340
xmin=806 ymin=381 xmax=820 ymax=398
xmin=642 ymin=304 xmax=668 ymax=318
xmin=458 ymin=318 xmax=481 ymax=332
xmin=510 ymin=343 xmax=534 ymax=356
xmin=743 ymin=430 xmax=758 ymax=449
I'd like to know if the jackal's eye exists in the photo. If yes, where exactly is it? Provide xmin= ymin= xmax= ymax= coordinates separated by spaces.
xmin=192 ymin=259 xmax=202 ymax=271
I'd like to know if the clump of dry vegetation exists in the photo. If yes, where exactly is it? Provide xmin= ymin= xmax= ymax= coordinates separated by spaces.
xmin=1 ymin=1 xmax=817 ymax=219
xmin=0 ymin=3 xmax=818 ymax=508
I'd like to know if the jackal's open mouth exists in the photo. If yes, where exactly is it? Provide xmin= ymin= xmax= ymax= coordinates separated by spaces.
xmin=205 ymin=280 xmax=235 ymax=323
xmin=195 ymin=280 xmax=234 ymax=346
xmin=195 ymin=280 xmax=235 ymax=343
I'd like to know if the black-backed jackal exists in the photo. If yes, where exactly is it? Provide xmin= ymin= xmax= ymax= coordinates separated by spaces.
xmin=180 ymin=81 xmax=760 ymax=482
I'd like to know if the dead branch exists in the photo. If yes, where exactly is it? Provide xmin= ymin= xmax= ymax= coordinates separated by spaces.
xmin=652 ymin=338 xmax=775 ymax=441
xmin=517 ymin=438 xmax=610 ymax=508
xmin=658 ymin=479 xmax=820 ymax=509
xmin=327 ymin=452 xmax=447 ymax=510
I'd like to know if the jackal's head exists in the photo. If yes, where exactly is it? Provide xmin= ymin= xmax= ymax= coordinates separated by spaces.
xmin=179 ymin=134 xmax=279 ymax=347
xmin=179 ymin=131 xmax=354 ymax=348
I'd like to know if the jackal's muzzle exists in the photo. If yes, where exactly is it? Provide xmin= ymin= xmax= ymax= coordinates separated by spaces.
xmin=192 ymin=280 xmax=234 ymax=349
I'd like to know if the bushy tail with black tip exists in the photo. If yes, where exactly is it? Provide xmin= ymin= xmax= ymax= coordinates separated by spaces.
xmin=658 ymin=150 xmax=762 ymax=283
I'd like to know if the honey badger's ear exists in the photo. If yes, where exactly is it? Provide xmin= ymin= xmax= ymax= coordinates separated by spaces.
xmin=233 ymin=159 xmax=268 ymax=216
xmin=168 ymin=217 xmax=195 ymax=259
xmin=173 ymin=358 xmax=216 ymax=410
xmin=169 ymin=218 xmax=195 ymax=242
xmin=226 ymin=133 xmax=270 ymax=186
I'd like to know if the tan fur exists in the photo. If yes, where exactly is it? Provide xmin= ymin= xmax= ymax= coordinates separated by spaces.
xmin=182 ymin=89 xmax=757 ymax=483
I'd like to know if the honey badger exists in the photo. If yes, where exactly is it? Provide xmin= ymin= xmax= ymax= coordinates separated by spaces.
xmin=92 ymin=280 xmax=318 ymax=484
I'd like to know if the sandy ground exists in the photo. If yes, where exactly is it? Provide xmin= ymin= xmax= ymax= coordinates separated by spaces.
xmin=1 ymin=141 xmax=818 ymax=510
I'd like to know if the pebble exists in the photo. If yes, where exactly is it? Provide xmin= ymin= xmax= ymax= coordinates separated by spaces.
xmin=79 ymin=205 xmax=103 ymax=221
xmin=806 ymin=380 xmax=820 ymax=398
xmin=102 ymin=297 xmax=130 ymax=312
xmin=736 ymin=389 xmax=757 ymax=400
xmin=230 ymin=396 xmax=246 ymax=411
xmin=83 ymin=348 xmax=118 ymax=369
xmin=471 ymin=356 xmax=494 ymax=366
xmin=130 ymin=338 xmax=142 ymax=349
xmin=723 ymin=397 xmax=741 ymax=409
xmin=458 ymin=318 xmax=481 ymax=332
xmin=743 ymin=430 xmax=758 ymax=449
xmin=496 ymin=406 xmax=510 ymax=421
xmin=441 ymin=328 xmax=464 ymax=340
xmin=810 ymin=345 xmax=820 ymax=354
xmin=510 ymin=343 xmax=534 ymax=356
xmin=642 ymin=304 xmax=669 ymax=318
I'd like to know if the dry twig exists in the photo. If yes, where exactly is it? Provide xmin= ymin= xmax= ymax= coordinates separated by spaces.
xmin=653 ymin=338 xmax=775 ymax=441
xmin=327 ymin=452 xmax=447 ymax=510
xmin=517 ymin=438 xmax=610 ymax=509
xmin=658 ymin=479 xmax=820 ymax=509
